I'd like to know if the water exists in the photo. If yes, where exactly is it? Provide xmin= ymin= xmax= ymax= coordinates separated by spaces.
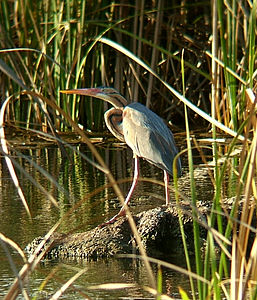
xmin=0 ymin=143 xmax=218 ymax=299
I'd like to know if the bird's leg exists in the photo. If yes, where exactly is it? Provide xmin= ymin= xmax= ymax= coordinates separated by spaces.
xmin=100 ymin=156 xmax=139 ymax=226
xmin=121 ymin=155 xmax=139 ymax=209
xmin=164 ymin=170 xmax=170 ymax=205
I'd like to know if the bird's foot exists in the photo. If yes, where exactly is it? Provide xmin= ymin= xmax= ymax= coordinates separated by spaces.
xmin=98 ymin=210 xmax=126 ymax=228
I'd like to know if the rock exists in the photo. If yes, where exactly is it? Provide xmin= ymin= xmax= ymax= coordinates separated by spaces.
xmin=25 ymin=205 xmax=201 ymax=260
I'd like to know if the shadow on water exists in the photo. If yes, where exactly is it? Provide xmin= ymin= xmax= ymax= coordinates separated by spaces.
xmin=0 ymin=141 xmax=237 ymax=298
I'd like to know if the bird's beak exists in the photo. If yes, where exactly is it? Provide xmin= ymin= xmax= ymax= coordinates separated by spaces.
xmin=60 ymin=87 xmax=125 ymax=108
xmin=60 ymin=88 xmax=101 ymax=96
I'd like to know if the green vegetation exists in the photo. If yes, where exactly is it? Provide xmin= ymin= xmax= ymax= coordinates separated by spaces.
xmin=0 ymin=0 xmax=257 ymax=299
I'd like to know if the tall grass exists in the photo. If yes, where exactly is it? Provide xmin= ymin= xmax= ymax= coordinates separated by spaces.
xmin=0 ymin=0 xmax=257 ymax=299
xmin=0 ymin=0 xmax=212 ymax=131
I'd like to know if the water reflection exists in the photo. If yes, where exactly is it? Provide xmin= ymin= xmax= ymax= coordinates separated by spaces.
xmin=0 ymin=143 xmax=235 ymax=298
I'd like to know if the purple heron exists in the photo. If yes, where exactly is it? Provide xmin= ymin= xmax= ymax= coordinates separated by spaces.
xmin=61 ymin=87 xmax=181 ymax=224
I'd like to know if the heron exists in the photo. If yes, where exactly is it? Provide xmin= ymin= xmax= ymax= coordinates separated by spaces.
xmin=61 ymin=87 xmax=181 ymax=224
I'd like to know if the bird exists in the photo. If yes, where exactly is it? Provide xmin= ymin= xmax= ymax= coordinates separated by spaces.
xmin=61 ymin=87 xmax=181 ymax=225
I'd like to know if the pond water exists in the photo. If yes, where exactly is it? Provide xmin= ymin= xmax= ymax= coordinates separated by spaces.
xmin=0 ymin=141 xmax=235 ymax=299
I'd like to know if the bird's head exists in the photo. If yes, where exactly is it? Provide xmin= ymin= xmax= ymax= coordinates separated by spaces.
xmin=60 ymin=87 xmax=128 ymax=108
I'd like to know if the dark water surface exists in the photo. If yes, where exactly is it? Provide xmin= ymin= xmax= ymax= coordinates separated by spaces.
xmin=0 ymin=143 xmax=233 ymax=299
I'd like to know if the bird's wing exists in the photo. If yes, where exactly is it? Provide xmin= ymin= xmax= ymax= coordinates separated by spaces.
xmin=123 ymin=103 xmax=180 ymax=175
